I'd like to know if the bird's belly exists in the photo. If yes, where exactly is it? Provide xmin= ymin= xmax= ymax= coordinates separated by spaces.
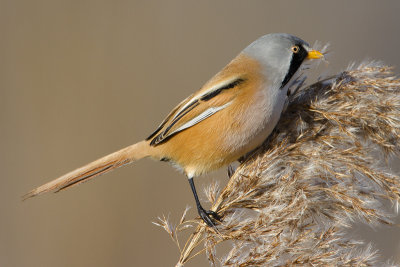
xmin=155 ymin=93 xmax=283 ymax=177
xmin=219 ymin=101 xmax=278 ymax=163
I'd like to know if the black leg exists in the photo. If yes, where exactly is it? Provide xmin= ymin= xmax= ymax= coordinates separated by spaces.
xmin=227 ymin=164 xmax=235 ymax=179
xmin=188 ymin=177 xmax=220 ymax=228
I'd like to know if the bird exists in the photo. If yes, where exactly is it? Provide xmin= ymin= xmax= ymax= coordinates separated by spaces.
xmin=24 ymin=33 xmax=323 ymax=227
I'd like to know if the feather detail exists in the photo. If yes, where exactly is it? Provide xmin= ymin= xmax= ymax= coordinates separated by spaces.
xmin=23 ymin=141 xmax=150 ymax=199
xmin=148 ymin=78 xmax=245 ymax=146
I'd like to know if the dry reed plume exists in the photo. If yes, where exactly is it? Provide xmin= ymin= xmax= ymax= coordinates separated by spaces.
xmin=154 ymin=61 xmax=400 ymax=266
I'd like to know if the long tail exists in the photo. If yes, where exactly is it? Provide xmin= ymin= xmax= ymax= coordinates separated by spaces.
xmin=23 ymin=140 xmax=150 ymax=200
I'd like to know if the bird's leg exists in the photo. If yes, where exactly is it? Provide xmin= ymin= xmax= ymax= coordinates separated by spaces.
xmin=227 ymin=164 xmax=236 ymax=179
xmin=188 ymin=177 xmax=220 ymax=228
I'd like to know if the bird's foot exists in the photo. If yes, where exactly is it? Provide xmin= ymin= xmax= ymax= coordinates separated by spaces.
xmin=198 ymin=207 xmax=221 ymax=228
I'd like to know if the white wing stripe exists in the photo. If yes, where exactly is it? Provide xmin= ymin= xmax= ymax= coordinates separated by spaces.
xmin=173 ymin=77 xmax=239 ymax=120
xmin=172 ymin=101 xmax=233 ymax=134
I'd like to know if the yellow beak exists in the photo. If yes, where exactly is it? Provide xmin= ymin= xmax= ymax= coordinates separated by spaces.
xmin=307 ymin=49 xmax=324 ymax=60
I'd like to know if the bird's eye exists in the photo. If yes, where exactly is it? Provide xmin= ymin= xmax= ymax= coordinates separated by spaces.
xmin=291 ymin=45 xmax=300 ymax=53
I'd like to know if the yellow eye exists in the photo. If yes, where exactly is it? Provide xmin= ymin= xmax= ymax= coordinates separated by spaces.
xmin=291 ymin=45 xmax=300 ymax=53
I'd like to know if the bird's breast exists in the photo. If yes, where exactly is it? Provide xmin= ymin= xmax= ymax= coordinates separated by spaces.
xmin=152 ymin=55 xmax=287 ymax=177
xmin=220 ymin=82 xmax=285 ymax=157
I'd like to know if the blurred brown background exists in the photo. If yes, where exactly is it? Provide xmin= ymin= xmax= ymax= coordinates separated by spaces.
xmin=2 ymin=1 xmax=400 ymax=266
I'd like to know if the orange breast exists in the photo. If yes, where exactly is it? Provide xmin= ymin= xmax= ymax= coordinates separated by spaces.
xmin=149 ymin=54 xmax=269 ymax=177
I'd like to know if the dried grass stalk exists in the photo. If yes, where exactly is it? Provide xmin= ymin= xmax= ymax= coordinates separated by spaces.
xmin=155 ymin=62 xmax=400 ymax=266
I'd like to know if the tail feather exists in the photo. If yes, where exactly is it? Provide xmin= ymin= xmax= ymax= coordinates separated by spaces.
xmin=23 ymin=141 xmax=150 ymax=200
xmin=55 ymin=158 xmax=129 ymax=192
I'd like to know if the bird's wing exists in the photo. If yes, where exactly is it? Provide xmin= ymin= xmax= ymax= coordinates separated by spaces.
xmin=146 ymin=76 xmax=246 ymax=146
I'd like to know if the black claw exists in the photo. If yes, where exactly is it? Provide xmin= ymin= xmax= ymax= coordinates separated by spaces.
xmin=206 ymin=209 xmax=221 ymax=221
xmin=188 ymin=177 xmax=221 ymax=229
xmin=198 ymin=207 xmax=220 ymax=228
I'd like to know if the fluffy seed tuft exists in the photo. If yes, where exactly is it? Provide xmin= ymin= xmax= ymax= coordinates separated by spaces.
xmin=155 ymin=62 xmax=400 ymax=266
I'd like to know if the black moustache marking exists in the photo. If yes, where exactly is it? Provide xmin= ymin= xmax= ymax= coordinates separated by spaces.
xmin=280 ymin=44 xmax=308 ymax=90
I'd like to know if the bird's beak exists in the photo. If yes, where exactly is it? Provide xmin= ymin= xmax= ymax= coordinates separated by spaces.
xmin=307 ymin=49 xmax=324 ymax=60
